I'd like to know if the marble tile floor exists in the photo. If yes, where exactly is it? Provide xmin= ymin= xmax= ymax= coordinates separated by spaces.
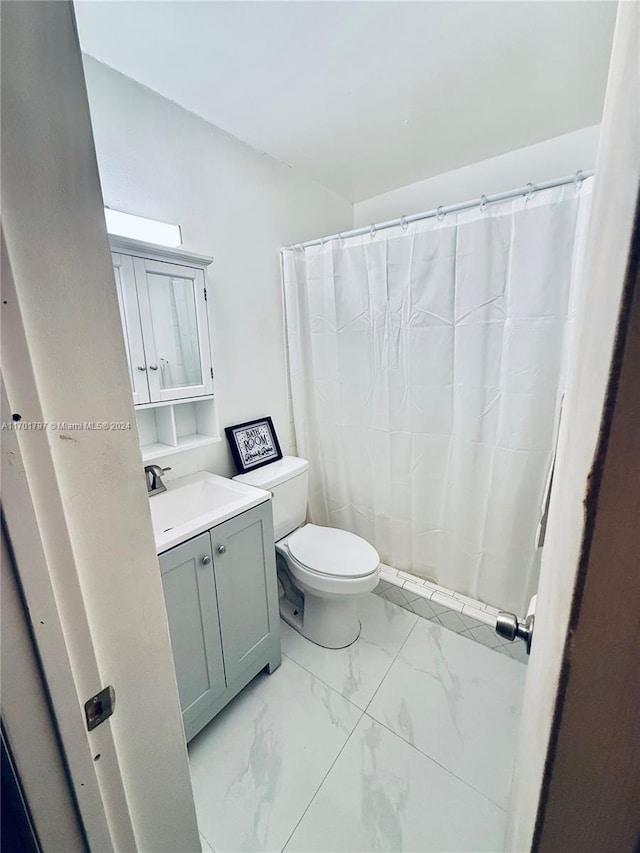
xmin=374 ymin=573 xmax=530 ymax=666
xmin=189 ymin=592 xmax=526 ymax=853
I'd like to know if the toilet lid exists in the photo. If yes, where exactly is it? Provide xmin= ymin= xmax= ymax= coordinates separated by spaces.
xmin=287 ymin=524 xmax=380 ymax=578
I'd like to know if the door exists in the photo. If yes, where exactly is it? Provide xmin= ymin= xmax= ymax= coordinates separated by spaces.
xmin=211 ymin=504 xmax=279 ymax=686
xmin=133 ymin=257 xmax=213 ymax=403
xmin=3 ymin=4 xmax=200 ymax=849
xmin=159 ymin=533 xmax=226 ymax=737
xmin=111 ymin=252 xmax=149 ymax=405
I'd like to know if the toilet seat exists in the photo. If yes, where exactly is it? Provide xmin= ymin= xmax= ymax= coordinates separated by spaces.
xmin=287 ymin=524 xmax=379 ymax=579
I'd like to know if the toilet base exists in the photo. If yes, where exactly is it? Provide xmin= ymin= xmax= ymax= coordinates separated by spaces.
xmin=279 ymin=593 xmax=362 ymax=649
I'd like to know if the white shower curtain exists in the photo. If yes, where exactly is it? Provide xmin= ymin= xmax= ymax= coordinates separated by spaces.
xmin=282 ymin=180 xmax=592 ymax=614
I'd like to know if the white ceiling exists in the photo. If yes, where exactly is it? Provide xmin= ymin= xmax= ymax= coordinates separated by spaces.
xmin=75 ymin=1 xmax=617 ymax=203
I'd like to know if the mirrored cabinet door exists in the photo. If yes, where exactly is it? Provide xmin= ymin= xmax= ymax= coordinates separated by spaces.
xmin=133 ymin=257 xmax=214 ymax=403
xmin=112 ymin=253 xmax=150 ymax=405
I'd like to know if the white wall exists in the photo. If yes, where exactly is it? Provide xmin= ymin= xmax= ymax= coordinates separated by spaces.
xmin=82 ymin=56 xmax=352 ymax=480
xmin=353 ymin=125 xmax=600 ymax=226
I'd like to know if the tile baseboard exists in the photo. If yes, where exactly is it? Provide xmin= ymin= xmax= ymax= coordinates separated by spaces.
xmin=376 ymin=564 xmax=528 ymax=664
xmin=378 ymin=565 xmax=497 ymax=625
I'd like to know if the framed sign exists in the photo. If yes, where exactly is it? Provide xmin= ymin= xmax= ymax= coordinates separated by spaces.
xmin=225 ymin=416 xmax=283 ymax=474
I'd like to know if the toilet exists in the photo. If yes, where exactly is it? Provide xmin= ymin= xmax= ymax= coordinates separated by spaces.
xmin=234 ymin=456 xmax=380 ymax=648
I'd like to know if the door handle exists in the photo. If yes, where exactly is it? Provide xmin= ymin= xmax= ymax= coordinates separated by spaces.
xmin=201 ymin=555 xmax=211 ymax=565
xmin=495 ymin=612 xmax=534 ymax=655
xmin=216 ymin=545 xmax=226 ymax=555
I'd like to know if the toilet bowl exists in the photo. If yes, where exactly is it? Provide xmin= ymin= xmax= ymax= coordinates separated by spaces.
xmin=234 ymin=457 xmax=380 ymax=648
xmin=276 ymin=523 xmax=379 ymax=648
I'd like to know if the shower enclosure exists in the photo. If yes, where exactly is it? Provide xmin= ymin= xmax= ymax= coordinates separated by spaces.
xmin=282 ymin=178 xmax=592 ymax=614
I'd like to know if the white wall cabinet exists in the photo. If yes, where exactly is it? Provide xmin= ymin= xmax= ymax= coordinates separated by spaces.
xmin=111 ymin=243 xmax=214 ymax=406
xmin=112 ymin=252 xmax=148 ymax=405
xmin=158 ymin=502 xmax=281 ymax=742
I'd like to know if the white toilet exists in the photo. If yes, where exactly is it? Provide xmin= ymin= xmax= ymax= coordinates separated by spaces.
xmin=234 ymin=456 xmax=380 ymax=648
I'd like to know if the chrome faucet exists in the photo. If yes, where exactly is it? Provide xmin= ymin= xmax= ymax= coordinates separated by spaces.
xmin=145 ymin=464 xmax=171 ymax=496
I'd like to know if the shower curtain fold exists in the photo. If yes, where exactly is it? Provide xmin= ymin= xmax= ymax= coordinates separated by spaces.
xmin=282 ymin=180 xmax=592 ymax=614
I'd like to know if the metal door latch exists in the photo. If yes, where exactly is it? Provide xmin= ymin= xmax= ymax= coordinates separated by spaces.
xmin=495 ymin=612 xmax=535 ymax=655
xmin=84 ymin=685 xmax=115 ymax=731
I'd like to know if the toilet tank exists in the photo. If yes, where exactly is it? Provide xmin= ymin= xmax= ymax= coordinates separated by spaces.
xmin=233 ymin=456 xmax=309 ymax=541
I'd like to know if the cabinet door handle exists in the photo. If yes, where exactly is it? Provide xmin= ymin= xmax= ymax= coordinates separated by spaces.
xmin=201 ymin=555 xmax=211 ymax=565
xmin=149 ymin=364 xmax=159 ymax=370
xmin=137 ymin=365 xmax=147 ymax=371
xmin=216 ymin=545 xmax=226 ymax=555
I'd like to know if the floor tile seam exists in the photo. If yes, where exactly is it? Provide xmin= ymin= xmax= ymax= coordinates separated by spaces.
xmin=200 ymin=650 xmax=364 ymax=852
xmin=281 ymin=707 xmax=367 ymax=852
xmin=280 ymin=649 xmax=368 ymax=712
xmin=362 ymin=616 xmax=420 ymax=715
xmin=371 ymin=621 xmax=528 ymax=697
xmin=199 ymin=830 xmax=216 ymax=852
xmin=361 ymin=711 xmax=508 ymax=814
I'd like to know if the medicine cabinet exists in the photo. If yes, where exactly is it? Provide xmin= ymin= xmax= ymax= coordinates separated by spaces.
xmin=111 ymin=238 xmax=218 ymax=459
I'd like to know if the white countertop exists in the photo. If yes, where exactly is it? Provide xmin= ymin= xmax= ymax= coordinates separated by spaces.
xmin=150 ymin=471 xmax=271 ymax=553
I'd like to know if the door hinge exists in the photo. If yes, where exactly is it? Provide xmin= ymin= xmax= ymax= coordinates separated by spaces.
xmin=84 ymin=685 xmax=116 ymax=731
xmin=204 ymin=287 xmax=207 ymax=301
xmin=210 ymin=367 xmax=214 ymax=380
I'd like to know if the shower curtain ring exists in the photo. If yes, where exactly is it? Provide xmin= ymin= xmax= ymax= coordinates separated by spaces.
xmin=573 ymin=170 xmax=584 ymax=189
xmin=400 ymin=215 xmax=408 ymax=231
xmin=436 ymin=206 xmax=445 ymax=222
xmin=525 ymin=182 xmax=535 ymax=202
xmin=370 ymin=224 xmax=376 ymax=238
xmin=480 ymin=194 xmax=488 ymax=212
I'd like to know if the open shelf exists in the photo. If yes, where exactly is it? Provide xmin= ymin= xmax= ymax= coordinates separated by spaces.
xmin=136 ymin=397 xmax=219 ymax=461
xmin=140 ymin=434 xmax=220 ymax=462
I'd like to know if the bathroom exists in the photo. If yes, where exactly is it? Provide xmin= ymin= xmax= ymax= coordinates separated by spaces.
xmin=2 ymin=2 xmax=639 ymax=852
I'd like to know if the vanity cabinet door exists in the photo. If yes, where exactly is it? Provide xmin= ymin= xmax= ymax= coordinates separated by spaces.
xmin=159 ymin=532 xmax=226 ymax=738
xmin=112 ymin=253 xmax=150 ymax=405
xmin=211 ymin=503 xmax=280 ymax=686
xmin=133 ymin=257 xmax=214 ymax=403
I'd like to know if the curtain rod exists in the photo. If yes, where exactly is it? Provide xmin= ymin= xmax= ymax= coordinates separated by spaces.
xmin=283 ymin=170 xmax=594 ymax=251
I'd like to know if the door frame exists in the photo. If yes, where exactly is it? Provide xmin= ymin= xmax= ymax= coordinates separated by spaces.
xmin=506 ymin=3 xmax=640 ymax=848
xmin=533 ymin=186 xmax=640 ymax=853
xmin=1 ymin=519 xmax=87 ymax=852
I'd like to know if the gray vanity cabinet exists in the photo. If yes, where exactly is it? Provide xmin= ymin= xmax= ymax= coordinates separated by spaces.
xmin=159 ymin=501 xmax=281 ymax=742
xmin=212 ymin=505 xmax=279 ymax=685
xmin=158 ymin=532 xmax=226 ymax=739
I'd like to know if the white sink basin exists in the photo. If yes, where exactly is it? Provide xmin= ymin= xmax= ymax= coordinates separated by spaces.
xmin=150 ymin=471 xmax=270 ymax=553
